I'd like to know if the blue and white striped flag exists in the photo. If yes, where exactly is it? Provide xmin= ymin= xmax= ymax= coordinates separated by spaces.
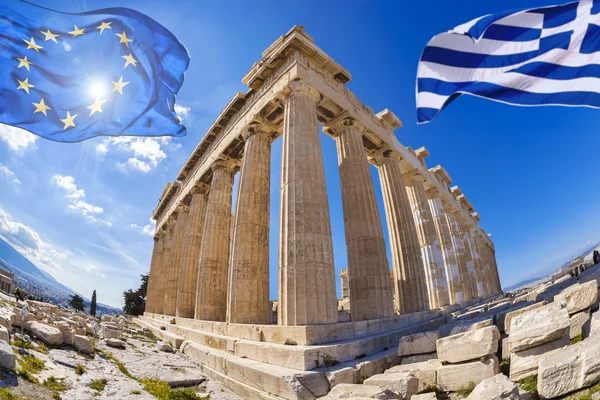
xmin=416 ymin=0 xmax=600 ymax=123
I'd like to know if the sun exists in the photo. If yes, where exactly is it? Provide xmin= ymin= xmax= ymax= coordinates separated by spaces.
xmin=87 ymin=80 xmax=109 ymax=98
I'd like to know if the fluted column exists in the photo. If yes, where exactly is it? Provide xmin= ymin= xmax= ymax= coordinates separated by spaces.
xmin=145 ymin=232 xmax=164 ymax=314
xmin=444 ymin=206 xmax=474 ymax=302
xmin=340 ymin=269 xmax=349 ymax=300
xmin=278 ymin=79 xmax=337 ymax=326
xmin=195 ymin=160 xmax=235 ymax=321
xmin=227 ymin=125 xmax=271 ymax=324
xmin=427 ymin=189 xmax=463 ymax=304
xmin=375 ymin=151 xmax=429 ymax=314
xmin=163 ymin=204 xmax=189 ymax=316
xmin=455 ymin=213 xmax=481 ymax=297
xmin=176 ymin=184 xmax=209 ymax=318
xmin=465 ymin=224 xmax=486 ymax=297
xmin=489 ymin=245 xmax=502 ymax=293
xmin=404 ymin=171 xmax=450 ymax=308
xmin=328 ymin=117 xmax=393 ymax=321
xmin=155 ymin=218 xmax=175 ymax=315
xmin=474 ymin=232 xmax=493 ymax=296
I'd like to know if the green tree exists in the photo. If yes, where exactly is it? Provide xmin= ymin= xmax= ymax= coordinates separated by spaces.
xmin=90 ymin=290 xmax=97 ymax=317
xmin=123 ymin=273 xmax=148 ymax=316
xmin=68 ymin=294 xmax=85 ymax=313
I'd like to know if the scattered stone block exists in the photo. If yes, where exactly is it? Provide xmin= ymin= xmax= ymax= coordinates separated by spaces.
xmin=501 ymin=336 xmax=511 ymax=360
xmin=507 ymin=301 xmax=570 ymax=352
xmin=400 ymin=353 xmax=437 ymax=365
xmin=538 ymin=335 xmax=600 ymax=398
xmin=105 ymin=338 xmax=126 ymax=349
xmin=158 ymin=341 xmax=174 ymax=353
xmin=73 ymin=334 xmax=92 ymax=354
xmin=397 ymin=331 xmax=439 ymax=357
xmin=0 ymin=340 xmax=15 ymax=370
xmin=385 ymin=359 xmax=442 ymax=392
xmin=363 ymin=372 xmax=418 ymax=400
xmin=323 ymin=383 xmax=396 ymax=399
xmin=0 ymin=312 xmax=15 ymax=331
xmin=437 ymin=355 xmax=499 ymax=392
xmin=24 ymin=321 xmax=63 ymax=345
xmin=589 ymin=311 xmax=600 ymax=337
xmin=570 ymin=309 xmax=591 ymax=338
xmin=448 ymin=319 xmax=493 ymax=336
xmin=509 ymin=335 xmax=569 ymax=381
xmin=503 ymin=302 xmax=546 ymax=334
xmin=466 ymin=373 xmax=519 ymax=400
xmin=555 ymin=281 xmax=598 ymax=315
xmin=102 ymin=326 xmax=119 ymax=339
xmin=436 ymin=326 xmax=500 ymax=363
xmin=0 ymin=325 xmax=9 ymax=343
xmin=411 ymin=394 xmax=437 ymax=400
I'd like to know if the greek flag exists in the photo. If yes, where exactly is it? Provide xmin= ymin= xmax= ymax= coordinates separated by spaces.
xmin=416 ymin=0 xmax=600 ymax=123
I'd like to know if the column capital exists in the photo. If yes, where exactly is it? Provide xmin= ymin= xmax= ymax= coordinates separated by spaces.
xmin=282 ymin=79 xmax=320 ymax=103
xmin=211 ymin=157 xmax=237 ymax=173
xmin=415 ymin=146 xmax=429 ymax=166
xmin=242 ymin=123 xmax=272 ymax=140
xmin=371 ymin=148 xmax=402 ymax=166
xmin=429 ymin=165 xmax=453 ymax=187
xmin=323 ymin=113 xmax=366 ymax=137
xmin=471 ymin=212 xmax=481 ymax=223
xmin=176 ymin=203 xmax=190 ymax=214
xmin=190 ymin=182 xmax=209 ymax=196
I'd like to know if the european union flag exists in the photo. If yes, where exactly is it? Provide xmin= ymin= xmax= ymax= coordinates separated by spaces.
xmin=0 ymin=0 xmax=190 ymax=142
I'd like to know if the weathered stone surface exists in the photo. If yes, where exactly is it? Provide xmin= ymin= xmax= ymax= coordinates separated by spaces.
xmin=437 ymin=355 xmax=499 ymax=392
xmin=538 ymin=335 xmax=600 ymax=398
xmin=385 ymin=359 xmax=442 ymax=392
xmin=507 ymin=301 xmax=570 ymax=352
xmin=103 ymin=326 xmax=119 ymax=339
xmin=73 ymin=334 xmax=92 ymax=354
xmin=0 ymin=325 xmax=9 ymax=343
xmin=555 ymin=281 xmax=598 ymax=315
xmin=467 ymin=373 xmax=519 ymax=400
xmin=25 ymin=321 xmax=63 ymax=345
xmin=0 ymin=312 xmax=15 ymax=331
xmin=397 ymin=331 xmax=439 ymax=357
xmin=437 ymin=326 xmax=500 ymax=363
xmin=363 ymin=372 xmax=418 ymax=399
xmin=501 ymin=336 xmax=511 ymax=360
xmin=590 ymin=311 xmax=600 ymax=337
xmin=158 ymin=341 xmax=174 ymax=353
xmin=323 ymin=383 xmax=396 ymax=399
xmin=448 ymin=319 xmax=493 ymax=336
xmin=0 ymin=340 xmax=15 ymax=370
xmin=411 ymin=394 xmax=437 ymax=400
xmin=570 ymin=309 xmax=591 ymax=338
xmin=105 ymin=338 xmax=126 ymax=349
xmin=509 ymin=335 xmax=569 ymax=381
xmin=400 ymin=353 xmax=437 ymax=365
xmin=503 ymin=302 xmax=546 ymax=334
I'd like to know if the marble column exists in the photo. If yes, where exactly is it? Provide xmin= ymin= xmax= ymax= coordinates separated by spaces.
xmin=455 ymin=213 xmax=480 ymax=298
xmin=176 ymin=184 xmax=209 ymax=318
xmin=163 ymin=204 xmax=189 ymax=316
xmin=444 ymin=206 xmax=474 ymax=302
xmin=427 ymin=189 xmax=463 ymax=304
xmin=404 ymin=171 xmax=450 ymax=308
xmin=489 ymin=246 xmax=502 ymax=293
xmin=227 ymin=125 xmax=271 ymax=324
xmin=340 ymin=269 xmax=349 ymax=300
xmin=145 ymin=233 xmax=164 ymax=314
xmin=329 ymin=117 xmax=393 ymax=321
xmin=376 ymin=151 xmax=429 ymax=314
xmin=154 ymin=218 xmax=175 ymax=315
xmin=278 ymin=79 xmax=338 ymax=326
xmin=475 ymin=232 xmax=494 ymax=296
xmin=466 ymin=225 xmax=486 ymax=297
xmin=195 ymin=160 xmax=235 ymax=322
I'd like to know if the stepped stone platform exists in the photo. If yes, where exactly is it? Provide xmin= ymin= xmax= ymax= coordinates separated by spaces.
xmin=134 ymin=298 xmax=488 ymax=399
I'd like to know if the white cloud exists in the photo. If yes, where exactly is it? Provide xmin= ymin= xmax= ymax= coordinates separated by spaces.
xmin=0 ymin=125 xmax=37 ymax=153
xmin=52 ymin=174 xmax=111 ymax=226
xmin=105 ymin=137 xmax=176 ymax=173
xmin=0 ymin=208 xmax=66 ymax=274
xmin=120 ymin=158 xmax=151 ymax=173
xmin=0 ymin=164 xmax=20 ymax=185
xmin=95 ymin=143 xmax=108 ymax=155
xmin=174 ymin=104 xmax=190 ymax=122
xmin=130 ymin=218 xmax=155 ymax=237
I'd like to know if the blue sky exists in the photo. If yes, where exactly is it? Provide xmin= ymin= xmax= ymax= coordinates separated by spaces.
xmin=1 ymin=0 xmax=599 ymax=308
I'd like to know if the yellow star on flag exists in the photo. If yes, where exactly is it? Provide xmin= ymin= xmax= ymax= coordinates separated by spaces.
xmin=23 ymin=37 xmax=42 ymax=52
xmin=69 ymin=25 xmax=85 ymax=37
xmin=60 ymin=111 xmax=77 ymax=130
xmin=40 ymin=29 xmax=59 ymax=43
xmin=116 ymin=31 xmax=132 ymax=47
xmin=16 ymin=56 xmax=33 ymax=71
xmin=87 ymin=97 xmax=108 ymax=116
xmin=122 ymin=53 xmax=137 ymax=69
xmin=112 ymin=76 xmax=130 ymax=94
xmin=96 ymin=22 xmax=113 ymax=34
xmin=33 ymin=98 xmax=52 ymax=116
xmin=17 ymin=78 xmax=34 ymax=94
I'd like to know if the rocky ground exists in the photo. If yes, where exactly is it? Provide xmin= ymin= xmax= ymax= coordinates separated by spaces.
xmin=0 ymin=297 xmax=242 ymax=400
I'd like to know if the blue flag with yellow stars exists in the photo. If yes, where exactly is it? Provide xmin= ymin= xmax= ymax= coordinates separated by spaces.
xmin=0 ymin=0 xmax=190 ymax=142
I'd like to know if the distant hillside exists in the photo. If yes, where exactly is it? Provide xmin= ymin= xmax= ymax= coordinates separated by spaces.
xmin=503 ymin=276 xmax=543 ymax=292
xmin=0 ymin=237 xmax=120 ymax=315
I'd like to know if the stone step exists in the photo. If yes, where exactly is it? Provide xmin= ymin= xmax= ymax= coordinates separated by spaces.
xmin=132 ymin=317 xmax=185 ymax=349
xmin=135 ymin=312 xmax=448 ymax=372
xmin=181 ymin=340 xmax=330 ymax=400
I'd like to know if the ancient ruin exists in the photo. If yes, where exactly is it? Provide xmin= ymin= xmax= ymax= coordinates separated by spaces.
xmin=141 ymin=26 xmax=504 ymax=399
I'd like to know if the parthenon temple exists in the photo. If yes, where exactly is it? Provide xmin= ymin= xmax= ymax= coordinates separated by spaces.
xmin=141 ymin=26 xmax=502 ymax=399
